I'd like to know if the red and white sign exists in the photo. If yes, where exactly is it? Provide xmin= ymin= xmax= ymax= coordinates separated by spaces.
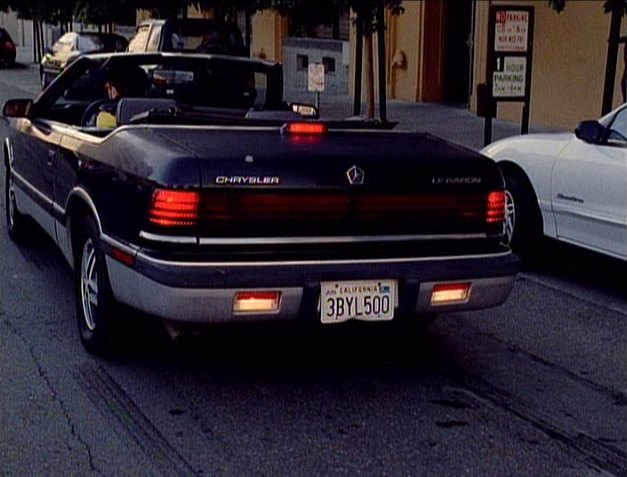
xmin=308 ymin=63 xmax=325 ymax=92
xmin=495 ymin=10 xmax=529 ymax=52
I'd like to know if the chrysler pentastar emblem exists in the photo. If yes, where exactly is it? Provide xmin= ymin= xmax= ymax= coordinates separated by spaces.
xmin=346 ymin=165 xmax=365 ymax=185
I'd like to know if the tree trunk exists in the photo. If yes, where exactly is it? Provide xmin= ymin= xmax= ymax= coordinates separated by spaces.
xmin=602 ymin=7 xmax=622 ymax=115
xmin=32 ymin=21 xmax=39 ymax=64
xmin=364 ymin=31 xmax=375 ymax=120
xmin=376 ymin=5 xmax=387 ymax=123
xmin=353 ymin=25 xmax=363 ymax=116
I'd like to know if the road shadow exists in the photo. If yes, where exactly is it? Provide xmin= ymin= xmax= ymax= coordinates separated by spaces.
xmin=113 ymin=311 xmax=459 ymax=386
xmin=520 ymin=237 xmax=626 ymax=297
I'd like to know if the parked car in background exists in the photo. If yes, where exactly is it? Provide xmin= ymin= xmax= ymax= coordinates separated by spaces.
xmin=0 ymin=27 xmax=16 ymax=68
xmin=481 ymin=103 xmax=627 ymax=263
xmin=40 ymin=31 xmax=128 ymax=87
xmin=127 ymin=18 xmax=246 ymax=56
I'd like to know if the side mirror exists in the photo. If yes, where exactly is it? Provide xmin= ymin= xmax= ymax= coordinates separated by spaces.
xmin=2 ymin=99 xmax=33 ymax=118
xmin=575 ymin=120 xmax=605 ymax=144
xmin=290 ymin=102 xmax=319 ymax=119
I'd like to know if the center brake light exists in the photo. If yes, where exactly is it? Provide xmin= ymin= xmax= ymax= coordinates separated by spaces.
xmin=281 ymin=122 xmax=328 ymax=135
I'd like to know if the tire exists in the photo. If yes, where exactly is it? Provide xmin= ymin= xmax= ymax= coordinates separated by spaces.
xmin=74 ymin=215 xmax=124 ymax=356
xmin=502 ymin=171 xmax=543 ymax=260
xmin=5 ymin=166 xmax=29 ymax=241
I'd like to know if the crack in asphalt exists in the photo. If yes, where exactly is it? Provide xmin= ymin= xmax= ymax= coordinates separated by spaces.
xmin=455 ymin=378 xmax=627 ymax=476
xmin=2 ymin=319 xmax=99 ymax=474
xmin=440 ymin=348 xmax=627 ymax=477
xmin=75 ymin=363 xmax=199 ymax=477
xmin=460 ymin=318 xmax=627 ymax=408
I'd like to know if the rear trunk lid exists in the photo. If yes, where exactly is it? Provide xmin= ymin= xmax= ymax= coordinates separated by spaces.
xmin=144 ymin=127 xmax=505 ymax=246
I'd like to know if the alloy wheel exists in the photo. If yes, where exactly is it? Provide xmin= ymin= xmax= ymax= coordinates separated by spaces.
xmin=503 ymin=190 xmax=515 ymax=246
xmin=80 ymin=238 xmax=99 ymax=331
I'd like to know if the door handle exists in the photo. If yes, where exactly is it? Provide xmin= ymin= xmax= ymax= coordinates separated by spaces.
xmin=47 ymin=149 xmax=55 ymax=166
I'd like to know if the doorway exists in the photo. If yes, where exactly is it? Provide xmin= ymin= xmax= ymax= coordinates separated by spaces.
xmin=422 ymin=0 xmax=474 ymax=105
xmin=444 ymin=0 xmax=474 ymax=104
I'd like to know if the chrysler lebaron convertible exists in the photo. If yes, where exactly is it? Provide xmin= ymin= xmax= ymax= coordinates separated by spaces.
xmin=3 ymin=52 xmax=518 ymax=356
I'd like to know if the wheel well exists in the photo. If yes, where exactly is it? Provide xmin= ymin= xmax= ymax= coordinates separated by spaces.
xmin=66 ymin=196 xmax=94 ymax=261
xmin=497 ymin=160 xmax=544 ymax=233
xmin=497 ymin=161 xmax=533 ymax=190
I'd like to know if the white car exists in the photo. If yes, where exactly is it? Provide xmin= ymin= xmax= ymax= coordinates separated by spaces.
xmin=481 ymin=104 xmax=627 ymax=262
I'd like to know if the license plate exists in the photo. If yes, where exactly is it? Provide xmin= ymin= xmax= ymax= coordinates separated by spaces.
xmin=320 ymin=279 xmax=396 ymax=324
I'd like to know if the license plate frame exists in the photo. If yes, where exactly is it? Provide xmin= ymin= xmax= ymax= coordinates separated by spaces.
xmin=320 ymin=279 xmax=396 ymax=324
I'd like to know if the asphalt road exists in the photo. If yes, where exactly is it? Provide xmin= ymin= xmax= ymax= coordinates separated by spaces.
xmin=1 ymin=64 xmax=626 ymax=477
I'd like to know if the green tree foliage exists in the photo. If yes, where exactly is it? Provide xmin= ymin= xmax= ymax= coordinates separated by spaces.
xmin=191 ymin=0 xmax=271 ymax=17
xmin=74 ymin=0 xmax=138 ymax=26
xmin=270 ymin=0 xmax=403 ymax=34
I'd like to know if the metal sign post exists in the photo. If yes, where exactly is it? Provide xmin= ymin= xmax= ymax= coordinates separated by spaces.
xmin=484 ymin=5 xmax=535 ymax=145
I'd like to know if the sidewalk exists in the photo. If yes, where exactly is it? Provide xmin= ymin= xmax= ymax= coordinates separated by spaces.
xmin=1 ymin=62 xmax=563 ymax=151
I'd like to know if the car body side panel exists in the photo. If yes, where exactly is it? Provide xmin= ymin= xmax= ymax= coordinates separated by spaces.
xmin=552 ymin=139 xmax=627 ymax=259
xmin=55 ymin=126 xmax=201 ymax=246
xmin=8 ymin=118 xmax=64 ymax=239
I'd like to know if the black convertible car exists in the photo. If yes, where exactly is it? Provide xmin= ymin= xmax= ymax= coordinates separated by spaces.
xmin=2 ymin=52 xmax=518 ymax=356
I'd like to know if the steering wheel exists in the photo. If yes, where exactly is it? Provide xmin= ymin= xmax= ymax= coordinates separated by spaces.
xmin=81 ymin=98 xmax=116 ymax=127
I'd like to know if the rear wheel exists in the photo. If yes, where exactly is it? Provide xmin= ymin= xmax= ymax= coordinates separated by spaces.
xmin=74 ymin=215 xmax=124 ymax=356
xmin=5 ymin=166 xmax=29 ymax=241
xmin=502 ymin=171 xmax=543 ymax=260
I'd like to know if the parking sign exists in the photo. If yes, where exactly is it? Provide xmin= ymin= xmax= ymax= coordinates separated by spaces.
xmin=308 ymin=63 xmax=325 ymax=92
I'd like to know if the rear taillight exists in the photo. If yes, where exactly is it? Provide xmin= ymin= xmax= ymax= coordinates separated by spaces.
xmin=486 ymin=191 xmax=506 ymax=224
xmin=147 ymin=189 xmax=504 ymax=229
xmin=148 ymin=189 xmax=199 ymax=227
xmin=4 ymin=41 xmax=15 ymax=51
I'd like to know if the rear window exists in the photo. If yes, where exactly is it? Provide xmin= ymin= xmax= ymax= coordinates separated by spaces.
xmin=0 ymin=28 xmax=10 ymax=42
xmin=164 ymin=21 xmax=244 ymax=55
xmin=148 ymin=63 xmax=260 ymax=108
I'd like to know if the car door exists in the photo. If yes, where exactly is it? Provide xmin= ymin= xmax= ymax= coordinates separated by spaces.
xmin=551 ymin=108 xmax=627 ymax=260
xmin=8 ymin=115 xmax=63 ymax=239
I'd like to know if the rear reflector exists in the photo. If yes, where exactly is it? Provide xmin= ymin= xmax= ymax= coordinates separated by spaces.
xmin=430 ymin=283 xmax=471 ymax=305
xmin=233 ymin=291 xmax=281 ymax=313
xmin=281 ymin=122 xmax=328 ymax=135
xmin=111 ymin=248 xmax=135 ymax=267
